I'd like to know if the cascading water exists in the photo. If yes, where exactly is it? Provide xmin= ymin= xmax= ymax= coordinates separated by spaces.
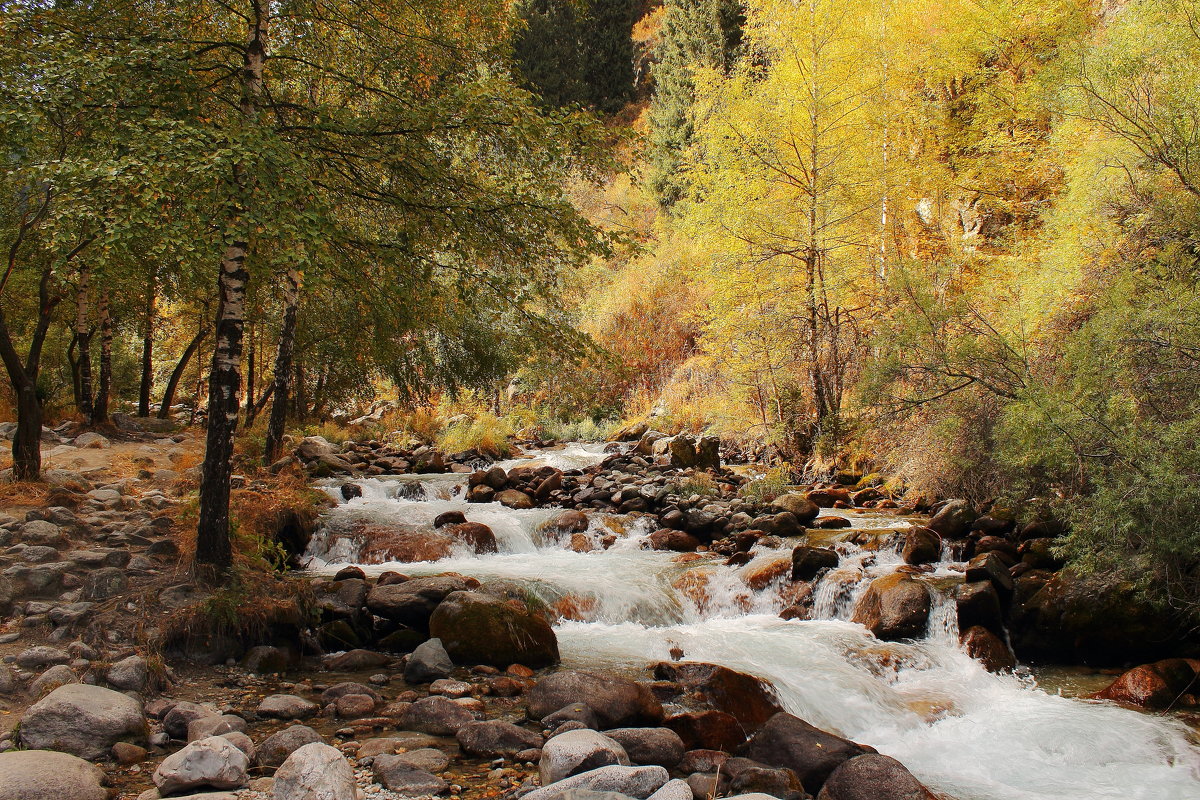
xmin=302 ymin=444 xmax=1200 ymax=800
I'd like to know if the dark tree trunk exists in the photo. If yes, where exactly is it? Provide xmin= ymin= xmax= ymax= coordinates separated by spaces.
xmin=67 ymin=333 xmax=81 ymax=411
xmin=74 ymin=263 xmax=94 ymax=423
xmin=195 ymin=0 xmax=268 ymax=578
xmin=159 ymin=323 xmax=208 ymax=419
xmin=294 ymin=356 xmax=306 ymax=425
xmin=93 ymin=293 xmax=112 ymax=425
xmin=263 ymin=267 xmax=300 ymax=464
xmin=244 ymin=319 xmax=256 ymax=422
xmin=138 ymin=270 xmax=156 ymax=417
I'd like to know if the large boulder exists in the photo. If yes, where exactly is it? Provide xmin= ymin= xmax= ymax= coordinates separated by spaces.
xmin=850 ymin=573 xmax=931 ymax=641
xmin=652 ymin=662 xmax=781 ymax=731
xmin=791 ymin=547 xmax=839 ymax=581
xmin=153 ymin=736 xmax=249 ymax=795
xmin=1092 ymin=658 xmax=1200 ymax=709
xmin=428 ymin=591 xmax=559 ymax=668
xmin=457 ymin=720 xmax=543 ymax=758
xmin=528 ymin=671 xmax=664 ymax=729
xmin=539 ymin=729 xmax=630 ymax=784
xmin=366 ymin=576 xmax=472 ymax=630
xmin=772 ymin=494 xmax=820 ymax=524
xmin=19 ymin=684 xmax=146 ymax=760
xmin=163 ymin=701 xmax=218 ymax=740
xmin=816 ymin=753 xmax=935 ymax=800
xmin=927 ymin=499 xmax=976 ymax=539
xmin=524 ymin=765 xmax=670 ymax=800
xmin=257 ymin=694 xmax=318 ymax=721
xmin=900 ymin=528 xmax=941 ymax=565
xmin=1008 ymin=573 xmax=1181 ymax=665
xmin=0 ymin=750 xmax=108 ymax=800
xmin=272 ymin=742 xmax=357 ymax=800
xmin=955 ymin=581 xmax=1004 ymax=636
xmin=740 ymin=713 xmax=870 ymax=794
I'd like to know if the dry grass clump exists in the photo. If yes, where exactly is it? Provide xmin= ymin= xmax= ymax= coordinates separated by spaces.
xmin=0 ymin=480 xmax=49 ymax=507
xmin=437 ymin=412 xmax=514 ymax=458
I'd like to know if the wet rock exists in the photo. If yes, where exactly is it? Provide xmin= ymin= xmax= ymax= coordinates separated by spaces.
xmin=1019 ymin=538 xmax=1064 ymax=570
xmin=816 ymin=753 xmax=934 ymax=800
xmin=448 ymin=522 xmax=498 ymax=554
xmin=955 ymin=581 xmax=1004 ymax=636
xmin=685 ymin=772 xmax=729 ymax=800
xmin=850 ymin=573 xmax=931 ymax=641
xmin=649 ymin=529 xmax=702 ymax=552
xmin=540 ymin=729 xmax=631 ymax=783
xmin=19 ymin=683 xmax=146 ymax=760
xmin=320 ymin=681 xmax=383 ymax=705
xmin=273 ymin=742 xmax=357 ymax=800
xmin=960 ymin=626 xmax=1016 ymax=673
xmin=457 ymin=720 xmax=543 ymax=758
xmin=791 ymin=547 xmax=839 ymax=581
xmin=741 ymin=713 xmax=870 ymax=794
xmin=964 ymin=552 xmax=1014 ymax=594
xmin=153 ymin=736 xmax=249 ymax=795
xmin=546 ymin=510 xmax=590 ymax=535
xmin=0 ymin=749 xmax=108 ymax=800
xmin=529 ymin=671 xmax=664 ymax=729
xmin=497 ymin=489 xmax=535 ymax=509
xmin=653 ymin=662 xmax=782 ymax=731
xmin=1093 ymin=658 xmax=1200 ymax=709
xmin=405 ymin=637 xmax=454 ymax=684
xmin=429 ymin=590 xmax=559 ymax=669
xmin=324 ymin=648 xmax=389 ymax=671
xmin=112 ymin=742 xmax=148 ymax=765
xmin=806 ymin=488 xmax=851 ymax=508
xmin=257 ymin=725 xmax=324 ymax=768
xmin=606 ymin=728 xmax=686 ymax=768
xmin=372 ymin=759 xmax=449 ymax=794
xmin=399 ymin=695 xmax=476 ymax=735
xmin=900 ymin=528 xmax=942 ymax=566
xmin=927 ymin=499 xmax=976 ymax=539
xmin=772 ymin=494 xmax=819 ymax=523
xmin=434 ymin=511 xmax=468 ymax=528
xmin=366 ymin=576 xmax=471 ymax=630
xmin=257 ymin=694 xmax=318 ymax=721
xmin=525 ymin=765 xmax=670 ymax=800
xmin=664 ymin=711 xmax=746 ymax=752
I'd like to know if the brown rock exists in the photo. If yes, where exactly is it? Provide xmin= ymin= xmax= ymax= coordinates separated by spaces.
xmin=1093 ymin=658 xmax=1200 ymax=709
xmin=653 ymin=662 xmax=782 ymax=731
xmin=960 ymin=626 xmax=1016 ymax=672
xmin=851 ymin=573 xmax=931 ymax=640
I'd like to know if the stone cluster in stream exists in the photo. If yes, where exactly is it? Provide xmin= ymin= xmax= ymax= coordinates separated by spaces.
xmin=2 ymin=430 xmax=1198 ymax=799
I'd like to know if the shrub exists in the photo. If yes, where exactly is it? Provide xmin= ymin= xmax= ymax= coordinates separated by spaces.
xmin=437 ymin=412 xmax=515 ymax=458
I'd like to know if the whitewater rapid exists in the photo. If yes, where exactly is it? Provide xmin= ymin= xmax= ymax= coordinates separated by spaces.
xmin=304 ymin=446 xmax=1200 ymax=800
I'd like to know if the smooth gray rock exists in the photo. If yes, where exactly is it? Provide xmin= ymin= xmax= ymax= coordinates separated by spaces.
xmin=19 ymin=683 xmax=146 ymax=760
xmin=272 ymin=742 xmax=357 ymax=800
xmin=457 ymin=719 xmax=543 ymax=758
xmin=404 ymin=637 xmax=454 ymax=684
xmin=605 ymin=728 xmax=685 ymax=768
xmin=106 ymin=655 xmax=150 ymax=691
xmin=0 ymin=749 xmax=108 ymax=800
xmin=187 ymin=714 xmax=248 ymax=742
xmin=399 ymin=695 xmax=476 ymax=735
xmin=257 ymin=725 xmax=324 ymax=768
xmin=646 ymin=779 xmax=693 ymax=800
xmin=257 ymin=694 xmax=319 ymax=720
xmin=540 ymin=730 xmax=631 ymax=784
xmin=15 ymin=646 xmax=70 ymax=670
xmin=375 ymin=747 xmax=450 ymax=773
xmin=524 ymin=765 xmax=670 ymax=800
xmin=152 ymin=736 xmax=249 ymax=795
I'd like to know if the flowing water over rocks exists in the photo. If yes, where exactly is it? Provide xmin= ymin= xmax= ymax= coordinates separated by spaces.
xmin=303 ymin=443 xmax=1200 ymax=800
